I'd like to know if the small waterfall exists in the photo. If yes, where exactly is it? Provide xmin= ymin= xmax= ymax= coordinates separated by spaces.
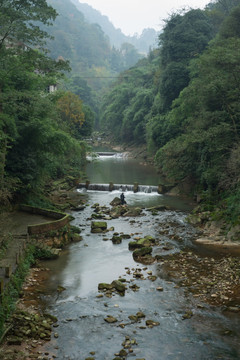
xmin=96 ymin=152 xmax=123 ymax=158
xmin=88 ymin=183 xmax=110 ymax=191
xmin=138 ymin=185 xmax=159 ymax=193
xmin=113 ymin=184 xmax=134 ymax=192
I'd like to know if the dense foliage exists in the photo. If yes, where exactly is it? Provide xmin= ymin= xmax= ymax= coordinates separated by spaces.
xmin=100 ymin=51 xmax=159 ymax=144
xmin=0 ymin=0 xmax=88 ymax=206
xmin=100 ymin=0 xmax=240 ymax=225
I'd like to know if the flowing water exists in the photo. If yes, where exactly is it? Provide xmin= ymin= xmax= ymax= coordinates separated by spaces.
xmin=40 ymin=153 xmax=240 ymax=360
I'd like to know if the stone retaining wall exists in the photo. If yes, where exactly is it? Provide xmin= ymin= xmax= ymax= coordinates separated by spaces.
xmin=20 ymin=205 xmax=71 ymax=235
xmin=0 ymin=206 xmax=72 ymax=296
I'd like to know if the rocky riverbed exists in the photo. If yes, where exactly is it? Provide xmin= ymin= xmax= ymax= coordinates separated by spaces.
xmin=0 ymin=187 xmax=240 ymax=359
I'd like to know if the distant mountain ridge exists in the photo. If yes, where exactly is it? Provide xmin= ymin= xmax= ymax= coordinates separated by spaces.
xmin=71 ymin=0 xmax=159 ymax=54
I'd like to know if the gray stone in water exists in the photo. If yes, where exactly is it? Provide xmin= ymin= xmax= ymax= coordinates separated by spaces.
xmin=104 ymin=315 xmax=118 ymax=323
xmin=146 ymin=319 xmax=160 ymax=327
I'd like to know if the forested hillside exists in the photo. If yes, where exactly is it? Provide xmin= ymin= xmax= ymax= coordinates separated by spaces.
xmin=0 ymin=0 xmax=91 ymax=207
xmin=43 ymin=0 xmax=144 ymax=121
xmin=71 ymin=0 xmax=159 ymax=54
xmin=100 ymin=0 xmax=240 ymax=227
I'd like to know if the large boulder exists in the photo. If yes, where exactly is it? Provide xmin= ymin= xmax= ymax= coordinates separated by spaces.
xmin=110 ymin=197 xmax=121 ymax=206
xmin=128 ymin=241 xmax=143 ymax=250
xmin=123 ymin=207 xmax=142 ymax=217
xmin=110 ymin=206 xmax=128 ymax=219
xmin=128 ymin=236 xmax=155 ymax=250
xmin=91 ymin=221 xmax=107 ymax=233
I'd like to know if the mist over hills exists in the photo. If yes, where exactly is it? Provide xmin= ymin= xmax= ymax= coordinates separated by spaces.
xmin=45 ymin=0 xmax=145 ymax=90
xmin=71 ymin=0 xmax=159 ymax=54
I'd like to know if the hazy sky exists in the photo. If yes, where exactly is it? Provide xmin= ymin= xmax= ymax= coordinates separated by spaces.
xmin=79 ymin=0 xmax=212 ymax=35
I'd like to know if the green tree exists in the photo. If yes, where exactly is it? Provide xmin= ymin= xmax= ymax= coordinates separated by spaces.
xmin=100 ymin=51 xmax=159 ymax=143
xmin=159 ymin=9 xmax=214 ymax=111
xmin=0 ymin=0 xmax=57 ymax=50
xmin=57 ymin=91 xmax=85 ymax=137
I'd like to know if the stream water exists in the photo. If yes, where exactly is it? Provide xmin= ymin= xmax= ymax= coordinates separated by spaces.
xmin=40 ymin=153 xmax=240 ymax=360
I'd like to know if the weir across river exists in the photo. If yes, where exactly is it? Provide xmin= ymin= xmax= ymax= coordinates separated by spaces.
xmin=78 ymin=182 xmax=161 ymax=193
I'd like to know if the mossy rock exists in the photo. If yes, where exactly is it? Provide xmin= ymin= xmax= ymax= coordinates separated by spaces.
xmin=70 ymin=225 xmax=81 ymax=234
xmin=111 ymin=280 xmax=126 ymax=294
xmin=112 ymin=235 xmax=122 ymax=244
xmin=110 ymin=197 xmax=122 ymax=206
xmin=91 ymin=221 xmax=107 ymax=233
xmin=121 ymin=234 xmax=131 ymax=239
xmin=110 ymin=206 xmax=128 ymax=218
xmin=133 ymin=247 xmax=152 ymax=259
xmin=128 ymin=236 xmax=153 ymax=250
xmin=91 ymin=228 xmax=104 ymax=233
xmin=144 ymin=235 xmax=155 ymax=243
xmin=128 ymin=241 xmax=142 ymax=250
xmin=71 ymin=234 xmax=83 ymax=242
xmin=91 ymin=213 xmax=104 ymax=219
xmin=98 ymin=283 xmax=113 ymax=290
xmin=123 ymin=207 xmax=142 ymax=217
xmin=137 ymin=238 xmax=151 ymax=247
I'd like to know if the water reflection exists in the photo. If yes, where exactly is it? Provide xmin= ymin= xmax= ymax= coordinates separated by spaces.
xmin=87 ymin=155 xmax=162 ymax=185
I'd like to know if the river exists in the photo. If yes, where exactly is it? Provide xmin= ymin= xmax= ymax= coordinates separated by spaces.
xmin=40 ymin=153 xmax=240 ymax=360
